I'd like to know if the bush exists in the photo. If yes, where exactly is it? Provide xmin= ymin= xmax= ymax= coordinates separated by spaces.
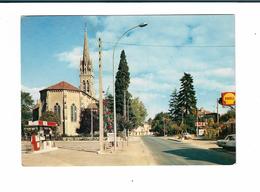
xmin=204 ymin=128 xmax=220 ymax=140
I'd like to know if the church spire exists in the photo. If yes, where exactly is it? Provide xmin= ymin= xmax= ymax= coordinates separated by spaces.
xmin=83 ymin=30 xmax=90 ymax=64
xmin=80 ymin=29 xmax=95 ymax=97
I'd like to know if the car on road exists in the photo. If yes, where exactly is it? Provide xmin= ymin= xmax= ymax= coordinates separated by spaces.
xmin=182 ymin=132 xmax=192 ymax=139
xmin=217 ymin=134 xmax=236 ymax=150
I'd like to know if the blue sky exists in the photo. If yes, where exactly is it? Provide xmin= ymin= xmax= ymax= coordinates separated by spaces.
xmin=21 ymin=15 xmax=235 ymax=119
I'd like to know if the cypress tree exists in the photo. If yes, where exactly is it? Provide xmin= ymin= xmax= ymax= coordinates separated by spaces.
xmin=115 ymin=50 xmax=130 ymax=116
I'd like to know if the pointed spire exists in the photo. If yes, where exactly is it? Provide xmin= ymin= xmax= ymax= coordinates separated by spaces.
xmin=83 ymin=30 xmax=90 ymax=64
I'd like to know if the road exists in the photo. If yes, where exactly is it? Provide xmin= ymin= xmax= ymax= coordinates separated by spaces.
xmin=142 ymin=136 xmax=236 ymax=165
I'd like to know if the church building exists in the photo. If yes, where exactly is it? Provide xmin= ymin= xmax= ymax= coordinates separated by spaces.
xmin=33 ymin=31 xmax=98 ymax=136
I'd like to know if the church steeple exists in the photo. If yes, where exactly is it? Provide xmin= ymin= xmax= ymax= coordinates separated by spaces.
xmin=80 ymin=30 xmax=95 ymax=97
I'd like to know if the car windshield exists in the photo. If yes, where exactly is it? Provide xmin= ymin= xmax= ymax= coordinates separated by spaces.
xmin=225 ymin=135 xmax=235 ymax=140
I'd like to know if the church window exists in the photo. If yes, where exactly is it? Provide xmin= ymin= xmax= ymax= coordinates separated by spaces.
xmin=54 ymin=103 xmax=61 ymax=121
xmin=87 ymin=80 xmax=90 ymax=93
xmin=83 ymin=80 xmax=86 ymax=92
xmin=71 ymin=104 xmax=77 ymax=122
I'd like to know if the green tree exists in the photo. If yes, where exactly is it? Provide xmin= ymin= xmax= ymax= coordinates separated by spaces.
xmin=177 ymin=73 xmax=197 ymax=127
xmin=39 ymin=111 xmax=60 ymax=124
xmin=151 ymin=112 xmax=173 ymax=136
xmin=168 ymin=88 xmax=181 ymax=122
xmin=130 ymin=97 xmax=148 ymax=128
xmin=105 ymin=93 xmax=114 ymax=114
xmin=21 ymin=91 xmax=34 ymax=136
xmin=115 ymin=50 xmax=130 ymax=116
xmin=21 ymin=91 xmax=34 ymax=124
xmin=220 ymin=109 xmax=236 ymax=122
xmin=77 ymin=108 xmax=99 ymax=135
xmin=147 ymin=118 xmax=153 ymax=125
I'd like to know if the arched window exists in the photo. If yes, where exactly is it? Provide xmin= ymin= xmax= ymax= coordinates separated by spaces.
xmin=71 ymin=104 xmax=77 ymax=122
xmin=83 ymin=80 xmax=86 ymax=92
xmin=87 ymin=80 xmax=90 ymax=93
xmin=54 ymin=103 xmax=61 ymax=121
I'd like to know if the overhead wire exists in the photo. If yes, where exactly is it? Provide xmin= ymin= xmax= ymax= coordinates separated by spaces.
xmin=102 ymin=41 xmax=235 ymax=48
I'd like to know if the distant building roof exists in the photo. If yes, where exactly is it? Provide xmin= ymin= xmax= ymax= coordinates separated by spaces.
xmin=40 ymin=81 xmax=80 ymax=92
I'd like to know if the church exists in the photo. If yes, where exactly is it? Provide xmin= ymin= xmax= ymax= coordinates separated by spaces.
xmin=33 ymin=31 xmax=98 ymax=136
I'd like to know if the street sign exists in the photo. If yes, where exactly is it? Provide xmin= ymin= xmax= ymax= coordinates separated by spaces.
xmin=199 ymin=129 xmax=205 ymax=136
xmin=195 ymin=122 xmax=206 ymax=127
xmin=107 ymin=133 xmax=115 ymax=142
xmin=222 ymin=92 xmax=235 ymax=106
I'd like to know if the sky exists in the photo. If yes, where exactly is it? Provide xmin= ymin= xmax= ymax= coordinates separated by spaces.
xmin=21 ymin=15 xmax=235 ymax=119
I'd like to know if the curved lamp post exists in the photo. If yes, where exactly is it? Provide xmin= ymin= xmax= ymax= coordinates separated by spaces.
xmin=112 ymin=23 xmax=148 ymax=151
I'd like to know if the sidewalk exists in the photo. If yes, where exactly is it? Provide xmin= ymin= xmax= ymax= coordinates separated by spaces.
xmin=22 ymin=136 xmax=156 ymax=166
xmin=167 ymin=136 xmax=220 ymax=150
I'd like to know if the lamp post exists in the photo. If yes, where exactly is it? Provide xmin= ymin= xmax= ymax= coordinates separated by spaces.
xmin=112 ymin=23 xmax=148 ymax=151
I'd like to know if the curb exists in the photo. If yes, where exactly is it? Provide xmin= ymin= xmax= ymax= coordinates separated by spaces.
xmin=167 ymin=138 xmax=183 ymax=142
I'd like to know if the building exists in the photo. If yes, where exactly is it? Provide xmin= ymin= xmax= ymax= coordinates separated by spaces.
xmin=130 ymin=123 xmax=152 ymax=136
xmin=197 ymin=107 xmax=219 ymax=123
xmin=33 ymin=31 xmax=98 ymax=136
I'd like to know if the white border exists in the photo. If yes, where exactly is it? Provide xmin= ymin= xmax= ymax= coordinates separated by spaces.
xmin=1 ymin=3 xmax=260 ymax=192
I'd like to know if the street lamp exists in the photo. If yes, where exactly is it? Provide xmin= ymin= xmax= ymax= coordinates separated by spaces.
xmin=112 ymin=22 xmax=148 ymax=151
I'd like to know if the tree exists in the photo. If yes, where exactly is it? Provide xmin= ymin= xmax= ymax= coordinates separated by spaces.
xmin=76 ymin=108 xmax=99 ymax=135
xmin=115 ymin=50 xmax=130 ymax=116
xmin=39 ymin=111 xmax=60 ymax=124
xmin=130 ymin=97 xmax=148 ymax=128
xmin=21 ymin=91 xmax=34 ymax=136
xmin=103 ymin=96 xmax=113 ymax=133
xmin=21 ymin=91 xmax=34 ymax=124
xmin=220 ymin=109 xmax=236 ymax=122
xmin=147 ymin=118 xmax=153 ymax=125
xmin=151 ymin=112 xmax=173 ymax=136
xmin=168 ymin=89 xmax=181 ymax=122
xmin=176 ymin=73 xmax=197 ymax=127
xmin=105 ymin=93 xmax=114 ymax=114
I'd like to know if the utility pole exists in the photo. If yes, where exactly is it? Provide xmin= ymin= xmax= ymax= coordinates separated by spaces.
xmin=217 ymin=99 xmax=219 ymax=124
xmin=163 ymin=118 xmax=166 ymax=137
xmin=91 ymin=106 xmax=93 ymax=140
xmin=98 ymin=37 xmax=104 ymax=153
xmin=124 ymin=90 xmax=126 ymax=120
xmin=123 ymin=90 xmax=127 ymax=138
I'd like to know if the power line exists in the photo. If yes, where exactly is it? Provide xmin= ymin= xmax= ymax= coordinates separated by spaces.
xmin=102 ymin=41 xmax=234 ymax=48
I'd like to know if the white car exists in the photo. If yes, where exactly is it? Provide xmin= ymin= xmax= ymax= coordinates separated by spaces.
xmin=182 ymin=132 xmax=192 ymax=139
xmin=217 ymin=134 xmax=236 ymax=149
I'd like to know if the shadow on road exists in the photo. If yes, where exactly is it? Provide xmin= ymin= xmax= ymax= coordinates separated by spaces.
xmin=209 ymin=147 xmax=236 ymax=153
xmin=163 ymin=148 xmax=236 ymax=165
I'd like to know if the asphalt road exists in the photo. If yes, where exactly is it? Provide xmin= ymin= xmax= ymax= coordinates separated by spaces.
xmin=142 ymin=136 xmax=236 ymax=165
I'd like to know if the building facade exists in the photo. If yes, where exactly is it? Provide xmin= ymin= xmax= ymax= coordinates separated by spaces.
xmin=34 ymin=31 xmax=97 ymax=136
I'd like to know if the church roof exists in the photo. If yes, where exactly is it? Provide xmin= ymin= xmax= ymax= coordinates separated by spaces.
xmin=41 ymin=81 xmax=80 ymax=92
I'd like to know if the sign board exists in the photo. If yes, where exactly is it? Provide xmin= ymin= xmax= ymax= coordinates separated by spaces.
xmin=222 ymin=92 xmax=235 ymax=106
xmin=199 ymin=129 xmax=205 ymax=136
xmin=195 ymin=122 xmax=206 ymax=127
xmin=28 ymin=120 xmax=57 ymax=127
xmin=107 ymin=133 xmax=115 ymax=142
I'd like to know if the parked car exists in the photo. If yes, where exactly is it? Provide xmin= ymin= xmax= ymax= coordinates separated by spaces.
xmin=182 ymin=132 xmax=192 ymax=140
xmin=217 ymin=134 xmax=236 ymax=150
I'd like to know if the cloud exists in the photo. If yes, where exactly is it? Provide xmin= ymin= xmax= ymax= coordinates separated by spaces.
xmin=206 ymin=67 xmax=235 ymax=78
xmin=56 ymin=47 xmax=82 ymax=68
xmin=54 ymin=15 xmax=235 ymax=117
xmin=195 ymin=78 xmax=235 ymax=92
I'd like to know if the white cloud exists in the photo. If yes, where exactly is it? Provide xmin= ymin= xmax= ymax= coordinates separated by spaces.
xmin=206 ymin=67 xmax=235 ymax=78
xmin=56 ymin=47 xmax=82 ymax=68
xmin=195 ymin=78 xmax=235 ymax=92
xmin=54 ymin=15 xmax=235 ymax=118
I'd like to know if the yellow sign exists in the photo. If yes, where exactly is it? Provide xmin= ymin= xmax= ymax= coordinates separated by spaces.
xmin=222 ymin=92 xmax=235 ymax=106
